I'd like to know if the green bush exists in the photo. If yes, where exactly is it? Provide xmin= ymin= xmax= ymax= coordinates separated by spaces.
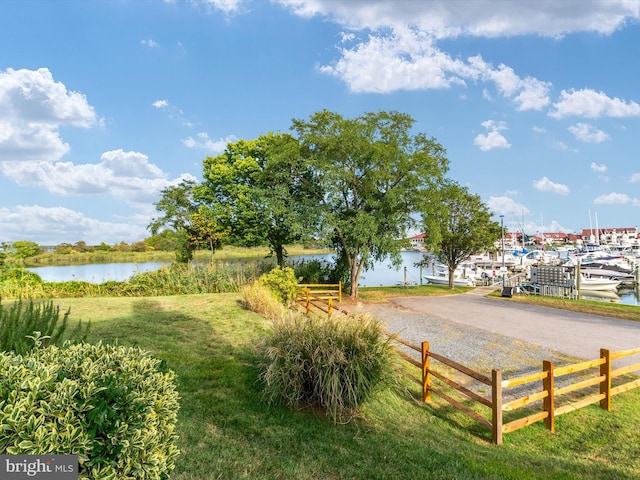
xmin=0 ymin=267 xmax=43 ymax=285
xmin=257 ymin=266 xmax=300 ymax=306
xmin=259 ymin=312 xmax=394 ymax=422
xmin=0 ymin=342 xmax=180 ymax=480
xmin=0 ymin=299 xmax=90 ymax=355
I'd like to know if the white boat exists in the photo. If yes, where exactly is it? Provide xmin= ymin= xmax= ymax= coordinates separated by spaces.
xmin=423 ymin=274 xmax=475 ymax=287
xmin=578 ymin=275 xmax=621 ymax=291
xmin=423 ymin=263 xmax=478 ymax=287
xmin=579 ymin=262 xmax=635 ymax=283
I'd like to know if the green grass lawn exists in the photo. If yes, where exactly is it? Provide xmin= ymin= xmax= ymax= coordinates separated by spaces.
xmin=58 ymin=293 xmax=640 ymax=479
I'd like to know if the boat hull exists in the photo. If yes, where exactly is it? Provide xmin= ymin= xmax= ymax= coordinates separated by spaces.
xmin=579 ymin=278 xmax=621 ymax=291
xmin=423 ymin=275 xmax=473 ymax=287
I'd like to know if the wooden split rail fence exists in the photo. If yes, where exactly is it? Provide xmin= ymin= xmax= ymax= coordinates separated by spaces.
xmin=295 ymin=283 xmax=342 ymax=317
xmin=394 ymin=339 xmax=640 ymax=445
xmin=292 ymin=284 xmax=640 ymax=445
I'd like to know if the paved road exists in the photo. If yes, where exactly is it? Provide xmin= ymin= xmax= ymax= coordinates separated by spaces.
xmin=388 ymin=289 xmax=640 ymax=367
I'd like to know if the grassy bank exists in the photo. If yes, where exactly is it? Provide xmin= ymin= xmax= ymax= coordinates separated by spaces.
xmin=55 ymin=293 xmax=640 ymax=479
xmin=22 ymin=245 xmax=331 ymax=267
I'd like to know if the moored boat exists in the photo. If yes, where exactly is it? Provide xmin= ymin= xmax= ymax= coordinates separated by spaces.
xmin=578 ymin=274 xmax=621 ymax=291
xmin=423 ymin=274 xmax=475 ymax=287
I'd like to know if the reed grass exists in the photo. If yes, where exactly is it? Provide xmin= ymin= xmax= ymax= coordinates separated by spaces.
xmin=241 ymin=283 xmax=289 ymax=318
xmin=0 ymin=262 xmax=273 ymax=299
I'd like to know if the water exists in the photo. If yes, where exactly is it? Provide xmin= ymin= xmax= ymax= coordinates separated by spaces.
xmin=26 ymin=252 xmax=640 ymax=306
xmin=26 ymin=262 xmax=166 ymax=283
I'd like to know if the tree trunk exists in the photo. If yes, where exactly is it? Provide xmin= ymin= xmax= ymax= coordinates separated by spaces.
xmin=275 ymin=244 xmax=285 ymax=268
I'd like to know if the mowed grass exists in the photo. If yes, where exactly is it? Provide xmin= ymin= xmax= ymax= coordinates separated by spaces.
xmin=56 ymin=294 xmax=640 ymax=479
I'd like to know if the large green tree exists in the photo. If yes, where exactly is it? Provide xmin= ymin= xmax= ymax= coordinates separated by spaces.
xmin=421 ymin=180 xmax=501 ymax=288
xmin=199 ymin=132 xmax=321 ymax=267
xmin=149 ymin=179 xmax=227 ymax=263
xmin=292 ymin=110 xmax=449 ymax=298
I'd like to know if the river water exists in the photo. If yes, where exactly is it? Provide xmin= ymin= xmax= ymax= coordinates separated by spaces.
xmin=26 ymin=252 xmax=639 ymax=306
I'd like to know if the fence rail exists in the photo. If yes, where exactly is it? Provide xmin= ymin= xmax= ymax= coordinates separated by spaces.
xmin=295 ymin=283 xmax=342 ymax=316
xmin=387 ymin=336 xmax=640 ymax=445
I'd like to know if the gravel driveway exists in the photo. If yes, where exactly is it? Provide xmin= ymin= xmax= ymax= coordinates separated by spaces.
xmin=344 ymin=288 xmax=640 ymax=376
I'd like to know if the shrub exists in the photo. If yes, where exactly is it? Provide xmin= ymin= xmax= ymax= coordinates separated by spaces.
xmin=0 ymin=342 xmax=180 ymax=480
xmin=0 ymin=299 xmax=90 ymax=355
xmin=259 ymin=312 xmax=394 ymax=422
xmin=257 ymin=266 xmax=300 ymax=306
xmin=0 ymin=267 xmax=43 ymax=286
xmin=290 ymin=258 xmax=335 ymax=284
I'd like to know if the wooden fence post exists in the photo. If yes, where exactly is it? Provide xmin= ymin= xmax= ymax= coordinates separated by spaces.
xmin=338 ymin=281 xmax=342 ymax=302
xmin=306 ymin=288 xmax=311 ymax=315
xmin=600 ymin=348 xmax=612 ymax=412
xmin=422 ymin=342 xmax=431 ymax=402
xmin=543 ymin=360 xmax=555 ymax=432
xmin=327 ymin=297 xmax=333 ymax=318
xmin=492 ymin=369 xmax=503 ymax=445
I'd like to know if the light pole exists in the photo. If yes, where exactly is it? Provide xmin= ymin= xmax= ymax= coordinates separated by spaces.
xmin=500 ymin=215 xmax=505 ymax=288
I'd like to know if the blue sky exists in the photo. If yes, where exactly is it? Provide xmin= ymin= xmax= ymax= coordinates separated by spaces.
xmin=1 ymin=0 xmax=640 ymax=246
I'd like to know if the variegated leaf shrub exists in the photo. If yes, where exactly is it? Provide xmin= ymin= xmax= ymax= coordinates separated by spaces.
xmin=0 ymin=342 xmax=180 ymax=480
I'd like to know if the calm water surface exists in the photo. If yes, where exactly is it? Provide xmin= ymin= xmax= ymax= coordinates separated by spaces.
xmin=26 ymin=252 xmax=639 ymax=306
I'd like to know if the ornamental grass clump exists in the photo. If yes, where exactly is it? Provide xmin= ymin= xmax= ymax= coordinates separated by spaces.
xmin=241 ymin=282 xmax=289 ymax=319
xmin=259 ymin=312 xmax=394 ymax=423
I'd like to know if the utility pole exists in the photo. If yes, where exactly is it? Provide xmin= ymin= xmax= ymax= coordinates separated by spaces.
xmin=500 ymin=215 xmax=507 ymax=292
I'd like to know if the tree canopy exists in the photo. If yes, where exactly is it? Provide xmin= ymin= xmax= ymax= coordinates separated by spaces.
xmin=149 ymin=179 xmax=227 ymax=263
xmin=199 ymin=132 xmax=321 ymax=267
xmin=292 ymin=110 xmax=449 ymax=298
xmin=421 ymin=180 xmax=501 ymax=288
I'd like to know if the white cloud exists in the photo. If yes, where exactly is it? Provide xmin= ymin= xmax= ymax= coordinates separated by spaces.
xmin=199 ymin=0 xmax=245 ymax=14
xmin=590 ymin=162 xmax=607 ymax=173
xmin=151 ymin=99 xmax=193 ymax=127
xmin=593 ymin=192 xmax=632 ymax=205
xmin=318 ymin=28 xmax=551 ymax=107
xmin=533 ymin=177 xmax=570 ymax=195
xmin=568 ymin=123 xmax=611 ymax=143
xmin=549 ymin=89 xmax=640 ymax=119
xmin=630 ymin=173 xmax=640 ymax=183
xmin=474 ymin=120 xmax=510 ymax=151
xmin=0 ymin=205 xmax=149 ymax=245
xmin=152 ymin=99 xmax=169 ymax=109
xmin=318 ymin=26 xmax=471 ymax=93
xmin=486 ymin=195 xmax=530 ymax=217
xmin=141 ymin=38 xmax=160 ymax=48
xmin=182 ymin=132 xmax=237 ymax=154
xmin=469 ymin=57 xmax=550 ymax=111
xmin=282 ymin=0 xmax=640 ymax=126
xmin=0 ymin=67 xmax=97 ymax=162
xmin=275 ymin=0 xmax=640 ymax=37
xmin=0 ymin=149 xmax=196 ymax=205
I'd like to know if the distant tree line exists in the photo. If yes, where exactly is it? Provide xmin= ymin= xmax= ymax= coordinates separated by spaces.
xmin=0 ymin=237 xmax=176 ymax=261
